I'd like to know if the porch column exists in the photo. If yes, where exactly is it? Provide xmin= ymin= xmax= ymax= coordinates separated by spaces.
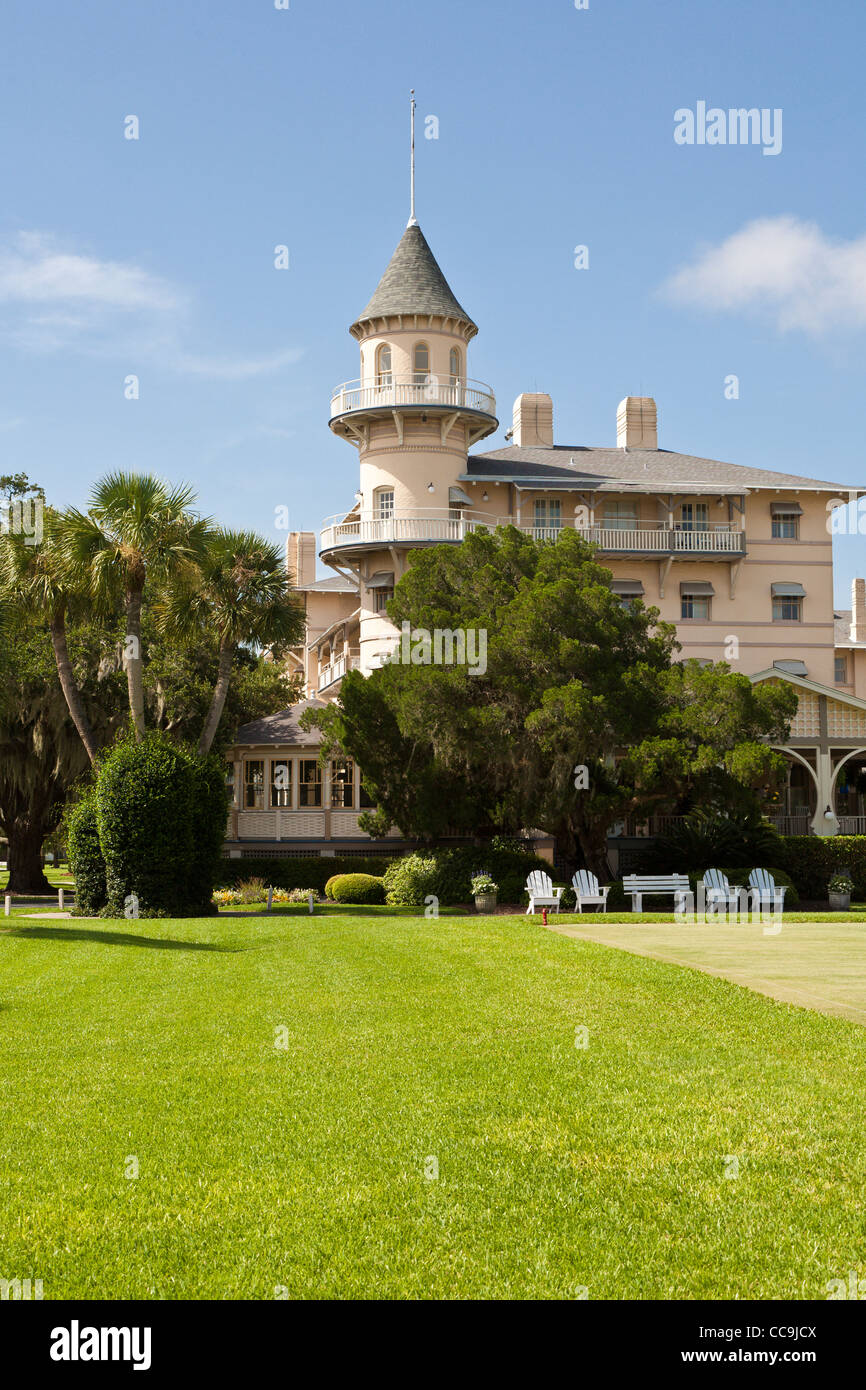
xmin=811 ymin=750 xmax=838 ymax=836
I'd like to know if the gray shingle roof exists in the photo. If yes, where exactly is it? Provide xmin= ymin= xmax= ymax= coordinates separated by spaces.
xmin=464 ymin=444 xmax=851 ymax=493
xmin=233 ymin=700 xmax=325 ymax=747
xmin=352 ymin=223 xmax=477 ymax=336
xmin=295 ymin=576 xmax=359 ymax=594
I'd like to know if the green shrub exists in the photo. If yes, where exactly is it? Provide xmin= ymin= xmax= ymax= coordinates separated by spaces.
xmin=327 ymin=873 xmax=386 ymax=904
xmin=219 ymin=856 xmax=392 ymax=894
xmin=773 ymin=837 xmax=866 ymax=900
xmin=324 ymin=874 xmax=342 ymax=900
xmin=384 ymin=846 xmax=552 ymax=906
xmin=96 ymin=733 xmax=199 ymax=917
xmin=65 ymin=786 xmax=106 ymax=916
xmin=641 ymin=811 xmax=784 ymax=875
xmin=186 ymin=751 xmax=229 ymax=914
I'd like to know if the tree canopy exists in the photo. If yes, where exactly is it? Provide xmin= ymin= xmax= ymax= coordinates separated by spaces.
xmin=305 ymin=527 xmax=796 ymax=876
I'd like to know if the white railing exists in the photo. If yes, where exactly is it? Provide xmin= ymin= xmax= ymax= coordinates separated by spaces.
xmin=320 ymin=510 xmax=497 ymax=553
xmin=330 ymin=375 xmax=496 ymax=419
xmin=320 ymin=511 xmax=746 ymax=555
xmin=318 ymin=652 xmax=359 ymax=692
xmin=769 ymin=814 xmax=813 ymax=836
xmin=838 ymin=815 xmax=866 ymax=835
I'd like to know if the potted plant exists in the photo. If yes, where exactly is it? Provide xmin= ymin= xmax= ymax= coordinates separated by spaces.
xmin=828 ymin=874 xmax=855 ymax=911
xmin=471 ymin=872 xmax=498 ymax=913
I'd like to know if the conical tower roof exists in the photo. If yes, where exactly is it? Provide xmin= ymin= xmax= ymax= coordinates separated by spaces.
xmin=350 ymin=222 xmax=477 ymax=338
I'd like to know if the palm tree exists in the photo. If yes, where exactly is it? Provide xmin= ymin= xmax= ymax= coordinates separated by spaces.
xmin=63 ymin=473 xmax=212 ymax=740
xmin=163 ymin=528 xmax=305 ymax=754
xmin=0 ymin=508 xmax=100 ymax=762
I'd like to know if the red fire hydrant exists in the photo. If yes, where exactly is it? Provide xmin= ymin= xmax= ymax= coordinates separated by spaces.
xmin=542 ymin=907 xmax=548 ymax=927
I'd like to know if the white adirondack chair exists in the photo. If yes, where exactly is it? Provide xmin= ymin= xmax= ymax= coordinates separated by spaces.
xmin=748 ymin=868 xmax=787 ymax=909
xmin=571 ymin=870 xmax=610 ymax=914
xmin=525 ymin=870 xmax=563 ymax=915
xmin=702 ymin=867 xmax=739 ymax=910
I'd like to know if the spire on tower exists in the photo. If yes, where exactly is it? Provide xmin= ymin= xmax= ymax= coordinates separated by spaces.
xmin=408 ymin=90 xmax=417 ymax=228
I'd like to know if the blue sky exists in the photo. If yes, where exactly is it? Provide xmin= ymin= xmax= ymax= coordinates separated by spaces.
xmin=1 ymin=0 xmax=864 ymax=600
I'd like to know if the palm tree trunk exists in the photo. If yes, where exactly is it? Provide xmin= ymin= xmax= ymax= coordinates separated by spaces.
xmin=125 ymin=586 xmax=145 ymax=740
xmin=197 ymin=643 xmax=235 ymax=755
xmin=49 ymin=612 xmax=98 ymax=763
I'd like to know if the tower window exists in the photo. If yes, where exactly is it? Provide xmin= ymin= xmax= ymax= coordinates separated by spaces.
xmin=374 ymin=487 xmax=394 ymax=520
xmin=413 ymin=342 xmax=430 ymax=385
xmin=836 ymin=655 xmax=849 ymax=684
xmin=376 ymin=343 xmax=392 ymax=386
xmin=449 ymin=347 xmax=461 ymax=381
xmin=772 ymin=511 xmax=800 ymax=539
xmin=772 ymin=595 xmax=803 ymax=622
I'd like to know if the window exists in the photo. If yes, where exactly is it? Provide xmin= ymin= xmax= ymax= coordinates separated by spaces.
xmin=375 ymin=588 xmax=393 ymax=612
xmin=449 ymin=347 xmax=461 ymax=381
xmin=225 ymin=762 xmax=237 ymax=807
xmin=772 ymin=596 xmax=803 ymax=622
xmin=330 ymin=758 xmax=354 ymax=809
xmin=772 ymin=511 xmax=799 ymax=539
xmin=413 ymin=342 xmax=429 ymax=385
xmin=376 ymin=343 xmax=392 ymax=386
xmin=534 ymin=499 xmax=562 ymax=532
xmin=359 ymin=779 xmax=375 ymax=809
xmin=603 ymin=501 xmax=638 ymax=531
xmin=681 ymin=595 xmax=711 ymax=620
xmin=270 ymin=759 xmax=292 ymax=808
xmin=835 ymin=656 xmax=849 ymax=685
xmin=679 ymin=502 xmax=709 ymax=532
xmin=298 ymin=759 xmax=322 ymax=807
xmin=374 ymin=488 xmax=394 ymax=520
xmin=243 ymin=759 xmax=265 ymax=810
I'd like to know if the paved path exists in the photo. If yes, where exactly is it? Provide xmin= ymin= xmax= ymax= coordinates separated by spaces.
xmin=547 ymin=919 xmax=866 ymax=1026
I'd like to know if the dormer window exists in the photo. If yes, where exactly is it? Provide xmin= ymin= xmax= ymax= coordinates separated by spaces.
xmin=413 ymin=342 xmax=430 ymax=385
xmin=373 ymin=487 xmax=394 ymax=520
xmin=376 ymin=343 xmax=392 ymax=387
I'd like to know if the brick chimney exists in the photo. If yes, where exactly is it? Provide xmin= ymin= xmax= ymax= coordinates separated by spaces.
xmin=512 ymin=393 xmax=553 ymax=447
xmin=852 ymin=577 xmax=866 ymax=643
xmin=617 ymin=396 xmax=658 ymax=450
xmin=286 ymin=531 xmax=316 ymax=587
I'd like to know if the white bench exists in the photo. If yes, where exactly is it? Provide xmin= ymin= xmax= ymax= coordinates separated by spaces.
xmin=622 ymin=873 xmax=691 ymax=913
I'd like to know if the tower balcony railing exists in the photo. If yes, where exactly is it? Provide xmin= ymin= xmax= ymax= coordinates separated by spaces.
xmin=329 ymin=375 xmax=497 ymax=421
xmin=319 ymin=510 xmax=747 ymax=557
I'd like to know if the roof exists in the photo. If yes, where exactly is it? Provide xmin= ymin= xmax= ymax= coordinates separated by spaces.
xmin=233 ymin=700 xmax=325 ymax=747
xmin=295 ymin=576 xmax=359 ymax=594
xmin=464 ymin=444 xmax=852 ymax=494
xmin=351 ymin=222 xmax=477 ymax=336
xmin=751 ymin=668 xmax=866 ymax=711
xmin=834 ymin=610 xmax=866 ymax=648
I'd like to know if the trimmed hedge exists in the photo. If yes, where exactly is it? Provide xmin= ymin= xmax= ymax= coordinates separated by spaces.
xmin=219 ymin=856 xmax=392 ymax=894
xmin=95 ymin=733 xmax=227 ymax=918
xmin=774 ymin=837 xmax=866 ymax=901
xmin=65 ymin=786 xmax=107 ymax=916
xmin=327 ymin=873 xmax=386 ymax=904
xmin=384 ymin=846 xmax=552 ymax=906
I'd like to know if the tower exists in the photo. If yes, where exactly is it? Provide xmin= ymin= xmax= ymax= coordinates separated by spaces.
xmin=321 ymin=107 xmax=498 ymax=672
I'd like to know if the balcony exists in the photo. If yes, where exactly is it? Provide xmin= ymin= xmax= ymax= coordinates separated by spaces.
xmin=318 ymin=652 xmax=360 ymax=694
xmin=329 ymin=375 xmax=497 ymax=425
xmin=319 ymin=511 xmax=747 ymax=558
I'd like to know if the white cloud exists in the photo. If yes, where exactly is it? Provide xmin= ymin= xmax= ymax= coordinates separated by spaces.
xmin=662 ymin=216 xmax=866 ymax=334
xmin=0 ymin=232 xmax=302 ymax=379
xmin=0 ymin=232 xmax=180 ymax=312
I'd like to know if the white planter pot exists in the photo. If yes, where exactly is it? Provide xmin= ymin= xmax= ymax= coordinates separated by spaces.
xmin=829 ymin=892 xmax=851 ymax=911
xmin=474 ymin=893 xmax=497 ymax=914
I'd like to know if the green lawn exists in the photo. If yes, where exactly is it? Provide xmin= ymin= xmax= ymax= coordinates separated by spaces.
xmin=3 ymin=909 xmax=866 ymax=1299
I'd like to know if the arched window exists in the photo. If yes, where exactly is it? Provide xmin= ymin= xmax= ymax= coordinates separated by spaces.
xmin=413 ymin=342 xmax=429 ymax=385
xmin=373 ymin=486 xmax=394 ymax=520
xmin=449 ymin=347 xmax=461 ymax=382
xmin=376 ymin=343 xmax=392 ymax=387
